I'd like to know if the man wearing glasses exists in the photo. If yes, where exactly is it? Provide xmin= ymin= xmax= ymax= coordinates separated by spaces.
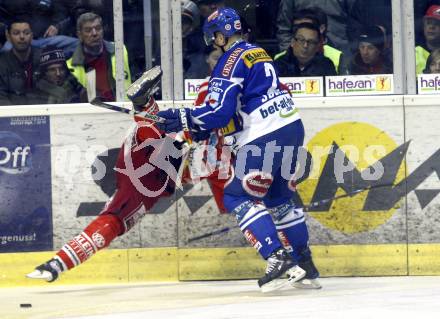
xmin=274 ymin=22 xmax=337 ymax=77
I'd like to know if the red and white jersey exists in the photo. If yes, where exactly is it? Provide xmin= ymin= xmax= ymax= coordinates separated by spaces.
xmin=181 ymin=80 xmax=231 ymax=213
xmin=129 ymin=84 xmax=231 ymax=214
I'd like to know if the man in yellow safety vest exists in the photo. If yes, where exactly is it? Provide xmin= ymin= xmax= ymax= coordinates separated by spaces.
xmin=415 ymin=5 xmax=440 ymax=75
xmin=67 ymin=12 xmax=131 ymax=101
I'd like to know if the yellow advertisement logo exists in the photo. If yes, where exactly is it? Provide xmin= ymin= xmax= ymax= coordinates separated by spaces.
xmin=297 ymin=122 xmax=405 ymax=234
xmin=220 ymin=118 xmax=237 ymax=135
xmin=305 ymin=79 xmax=319 ymax=94
xmin=242 ymin=48 xmax=272 ymax=68
xmin=376 ymin=76 xmax=391 ymax=91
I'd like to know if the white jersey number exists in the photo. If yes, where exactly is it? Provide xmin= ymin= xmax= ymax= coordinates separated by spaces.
xmin=261 ymin=63 xmax=279 ymax=103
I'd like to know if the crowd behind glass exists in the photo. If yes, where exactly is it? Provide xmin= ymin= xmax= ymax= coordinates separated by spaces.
xmin=0 ymin=0 xmax=439 ymax=105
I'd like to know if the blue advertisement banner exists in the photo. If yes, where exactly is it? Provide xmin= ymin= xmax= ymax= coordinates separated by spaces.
xmin=0 ymin=116 xmax=52 ymax=252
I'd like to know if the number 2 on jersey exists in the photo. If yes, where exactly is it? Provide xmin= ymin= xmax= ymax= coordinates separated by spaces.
xmin=261 ymin=63 xmax=278 ymax=103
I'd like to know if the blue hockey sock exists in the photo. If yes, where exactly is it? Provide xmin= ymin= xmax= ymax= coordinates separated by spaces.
xmin=232 ymin=200 xmax=283 ymax=259
xmin=271 ymin=202 xmax=310 ymax=262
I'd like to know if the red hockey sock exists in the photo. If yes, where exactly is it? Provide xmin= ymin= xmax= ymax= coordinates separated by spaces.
xmin=55 ymin=214 xmax=123 ymax=271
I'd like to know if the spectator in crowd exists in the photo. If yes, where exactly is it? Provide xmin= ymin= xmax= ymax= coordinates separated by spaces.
xmin=414 ymin=0 xmax=440 ymax=46
xmin=0 ymin=19 xmax=41 ymax=105
xmin=276 ymin=0 xmax=354 ymax=54
xmin=182 ymin=0 xmax=201 ymax=41
xmin=348 ymin=0 xmax=392 ymax=52
xmin=31 ymin=46 xmax=87 ymax=104
xmin=67 ymin=12 xmax=131 ymax=102
xmin=423 ymin=48 xmax=440 ymax=73
xmin=182 ymin=0 xmax=209 ymax=79
xmin=348 ymin=25 xmax=392 ymax=75
xmin=280 ymin=7 xmax=348 ymax=74
xmin=416 ymin=5 xmax=440 ymax=74
xmin=60 ymin=0 xmax=144 ymax=79
xmin=274 ymin=22 xmax=337 ymax=77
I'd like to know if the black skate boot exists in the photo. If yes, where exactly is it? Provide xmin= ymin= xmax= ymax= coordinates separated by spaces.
xmin=258 ymin=248 xmax=305 ymax=293
xmin=127 ymin=66 xmax=162 ymax=110
xmin=291 ymin=252 xmax=321 ymax=289
xmin=26 ymin=258 xmax=64 ymax=282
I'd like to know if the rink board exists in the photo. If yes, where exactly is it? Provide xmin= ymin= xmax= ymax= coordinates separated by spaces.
xmin=2 ymin=243 xmax=440 ymax=287
xmin=1 ymin=95 xmax=440 ymax=286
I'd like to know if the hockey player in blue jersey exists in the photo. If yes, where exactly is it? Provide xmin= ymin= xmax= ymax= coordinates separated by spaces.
xmin=156 ymin=7 xmax=320 ymax=292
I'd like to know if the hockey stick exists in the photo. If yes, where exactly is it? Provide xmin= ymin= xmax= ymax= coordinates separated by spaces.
xmin=90 ymin=97 xmax=196 ymax=145
xmin=303 ymin=183 xmax=394 ymax=211
xmin=90 ymin=97 xmax=166 ymax=123
xmin=186 ymin=183 xmax=393 ymax=243
xmin=186 ymin=227 xmax=231 ymax=243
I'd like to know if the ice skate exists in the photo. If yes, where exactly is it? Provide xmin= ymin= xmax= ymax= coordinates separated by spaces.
xmin=290 ymin=258 xmax=322 ymax=289
xmin=127 ymin=65 xmax=162 ymax=110
xmin=258 ymin=248 xmax=306 ymax=293
xmin=26 ymin=258 xmax=64 ymax=283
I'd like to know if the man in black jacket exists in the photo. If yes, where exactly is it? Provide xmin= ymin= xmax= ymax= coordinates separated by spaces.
xmin=348 ymin=25 xmax=393 ymax=75
xmin=274 ymin=22 xmax=337 ymax=77
xmin=0 ymin=18 xmax=41 ymax=105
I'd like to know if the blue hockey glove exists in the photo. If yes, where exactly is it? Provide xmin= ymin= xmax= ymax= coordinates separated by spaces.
xmin=156 ymin=108 xmax=211 ymax=143
xmin=156 ymin=108 xmax=189 ymax=133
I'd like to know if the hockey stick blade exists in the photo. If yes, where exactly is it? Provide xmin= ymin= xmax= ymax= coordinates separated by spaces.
xmin=90 ymin=97 xmax=165 ymax=123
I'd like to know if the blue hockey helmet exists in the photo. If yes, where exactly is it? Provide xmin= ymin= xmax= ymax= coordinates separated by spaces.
xmin=203 ymin=7 xmax=242 ymax=45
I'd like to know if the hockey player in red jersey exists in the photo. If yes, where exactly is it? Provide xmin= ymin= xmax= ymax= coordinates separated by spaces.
xmin=26 ymin=67 xmax=229 ymax=282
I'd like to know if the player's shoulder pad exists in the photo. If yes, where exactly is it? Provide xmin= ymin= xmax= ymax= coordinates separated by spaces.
xmin=241 ymin=45 xmax=273 ymax=68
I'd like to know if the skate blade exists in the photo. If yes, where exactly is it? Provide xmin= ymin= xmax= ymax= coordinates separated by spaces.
xmin=286 ymin=265 xmax=306 ymax=284
xmin=260 ymin=265 xmax=306 ymax=293
xmin=26 ymin=269 xmax=53 ymax=282
xmin=291 ymin=278 xmax=322 ymax=289
xmin=260 ymin=278 xmax=291 ymax=293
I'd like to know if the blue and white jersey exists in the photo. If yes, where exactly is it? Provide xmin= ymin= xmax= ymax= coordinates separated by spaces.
xmin=191 ymin=40 xmax=301 ymax=147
